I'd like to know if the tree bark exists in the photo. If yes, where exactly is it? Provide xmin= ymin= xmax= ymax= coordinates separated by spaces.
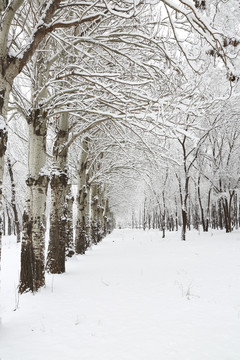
xmin=162 ymin=190 xmax=166 ymax=238
xmin=65 ymin=184 xmax=74 ymax=258
xmin=19 ymin=109 xmax=49 ymax=293
xmin=97 ymin=185 xmax=104 ymax=242
xmin=6 ymin=206 xmax=12 ymax=236
xmin=91 ymin=183 xmax=98 ymax=245
xmin=197 ymin=176 xmax=209 ymax=231
xmin=46 ymin=113 xmax=70 ymax=274
xmin=175 ymin=197 xmax=178 ymax=231
xmin=218 ymin=199 xmax=223 ymax=230
xmin=211 ymin=203 xmax=217 ymax=229
xmin=181 ymin=209 xmax=187 ymax=241
xmin=233 ymin=193 xmax=238 ymax=229
xmin=47 ymin=170 xmax=68 ymax=273
xmin=7 ymin=157 xmax=21 ymax=242
xmin=103 ymin=198 xmax=110 ymax=236
xmin=222 ymin=191 xmax=234 ymax=233
xmin=75 ymin=138 xmax=90 ymax=254
xmin=143 ymin=199 xmax=147 ymax=231
xmin=0 ymin=81 xmax=10 ymax=270
xmin=176 ymin=174 xmax=188 ymax=241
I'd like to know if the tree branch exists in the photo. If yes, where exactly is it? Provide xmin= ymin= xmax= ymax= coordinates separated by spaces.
xmin=18 ymin=1 xmax=102 ymax=71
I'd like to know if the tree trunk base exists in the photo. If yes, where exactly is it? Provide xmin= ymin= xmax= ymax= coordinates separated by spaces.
xmin=19 ymin=241 xmax=45 ymax=294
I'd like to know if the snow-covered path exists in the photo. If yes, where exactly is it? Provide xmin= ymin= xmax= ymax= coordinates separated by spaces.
xmin=1 ymin=229 xmax=240 ymax=360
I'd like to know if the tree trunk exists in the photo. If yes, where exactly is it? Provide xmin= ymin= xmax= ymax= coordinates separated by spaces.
xmin=143 ymin=199 xmax=147 ymax=231
xmin=6 ymin=206 xmax=12 ymax=236
xmin=104 ymin=198 xmax=112 ymax=235
xmin=75 ymin=138 xmax=90 ymax=254
xmin=19 ymin=111 xmax=48 ymax=293
xmin=85 ymin=179 xmax=91 ymax=245
xmin=148 ymin=213 xmax=151 ymax=230
xmin=108 ymin=211 xmax=114 ymax=233
xmin=47 ymin=170 xmax=68 ymax=273
xmin=175 ymin=197 xmax=178 ymax=231
xmin=239 ymin=202 xmax=240 ymax=228
xmin=65 ymin=184 xmax=74 ymax=258
xmin=91 ymin=183 xmax=98 ymax=245
xmin=2 ymin=211 xmax=5 ymax=236
xmin=218 ymin=199 xmax=224 ymax=230
xmin=198 ymin=176 xmax=208 ymax=231
xmin=181 ymin=209 xmax=187 ymax=241
xmin=222 ymin=191 xmax=234 ymax=233
xmin=7 ymin=156 xmax=21 ymax=242
xmin=233 ymin=193 xmax=238 ymax=229
xmin=222 ymin=198 xmax=230 ymax=233
xmin=162 ymin=191 xmax=166 ymax=238
xmin=177 ymin=174 xmax=188 ymax=240
xmin=46 ymin=113 xmax=70 ymax=273
xmin=0 ymin=83 xmax=10 ymax=270
xmin=211 ymin=203 xmax=217 ymax=229
xmin=97 ymin=185 xmax=104 ymax=242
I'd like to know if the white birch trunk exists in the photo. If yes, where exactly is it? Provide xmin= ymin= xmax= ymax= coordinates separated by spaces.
xmin=19 ymin=112 xmax=48 ymax=293
xmin=0 ymin=1 xmax=24 ymax=318
xmin=19 ymin=51 xmax=50 ymax=292
xmin=0 ymin=102 xmax=8 ymax=270
xmin=75 ymin=138 xmax=90 ymax=254
xmin=46 ymin=112 xmax=72 ymax=273
xmin=97 ymin=184 xmax=104 ymax=242
xmin=65 ymin=183 xmax=74 ymax=258
xmin=7 ymin=156 xmax=21 ymax=242
xmin=103 ymin=197 xmax=110 ymax=236
xmin=0 ymin=73 xmax=15 ymax=267
xmin=91 ymin=183 xmax=98 ymax=245
xmin=85 ymin=178 xmax=91 ymax=247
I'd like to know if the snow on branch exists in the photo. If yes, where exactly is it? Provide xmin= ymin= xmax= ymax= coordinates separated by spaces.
xmin=162 ymin=0 xmax=227 ymax=64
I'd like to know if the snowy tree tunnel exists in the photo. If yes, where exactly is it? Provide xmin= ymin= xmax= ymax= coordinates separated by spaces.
xmin=0 ymin=0 xmax=239 ymax=296
xmin=0 ymin=2 xmax=240 ymax=358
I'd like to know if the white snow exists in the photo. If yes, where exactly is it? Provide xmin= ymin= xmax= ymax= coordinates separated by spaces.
xmin=1 ymin=229 xmax=240 ymax=360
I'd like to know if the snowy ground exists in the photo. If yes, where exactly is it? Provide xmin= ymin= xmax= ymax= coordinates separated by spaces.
xmin=1 ymin=229 xmax=240 ymax=360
